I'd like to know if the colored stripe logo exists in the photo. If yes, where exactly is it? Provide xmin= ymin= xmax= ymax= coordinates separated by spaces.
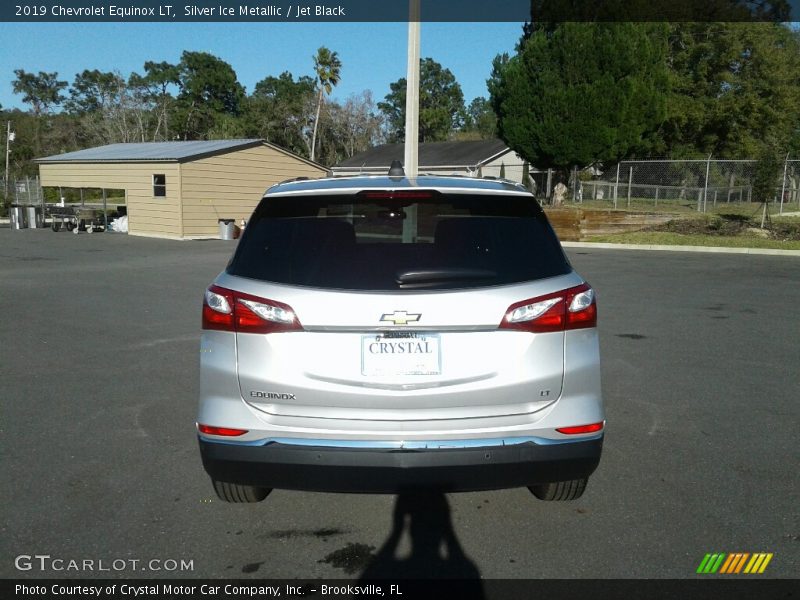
xmin=697 ymin=553 xmax=773 ymax=574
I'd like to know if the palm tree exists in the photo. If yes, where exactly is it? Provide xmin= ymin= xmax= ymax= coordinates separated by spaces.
xmin=310 ymin=47 xmax=342 ymax=162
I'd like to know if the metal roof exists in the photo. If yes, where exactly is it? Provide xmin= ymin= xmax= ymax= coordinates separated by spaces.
xmin=333 ymin=140 xmax=511 ymax=170
xmin=35 ymin=139 xmax=265 ymax=163
xmin=266 ymin=174 xmax=529 ymax=196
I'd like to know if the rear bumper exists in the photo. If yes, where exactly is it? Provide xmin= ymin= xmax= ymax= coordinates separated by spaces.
xmin=199 ymin=435 xmax=603 ymax=493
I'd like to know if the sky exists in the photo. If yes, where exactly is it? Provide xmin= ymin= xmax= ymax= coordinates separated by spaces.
xmin=0 ymin=21 xmax=524 ymax=111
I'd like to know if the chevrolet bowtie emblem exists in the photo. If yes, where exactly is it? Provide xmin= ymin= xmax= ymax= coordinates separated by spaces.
xmin=380 ymin=311 xmax=421 ymax=326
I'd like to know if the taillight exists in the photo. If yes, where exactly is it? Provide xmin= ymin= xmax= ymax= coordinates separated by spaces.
xmin=197 ymin=423 xmax=248 ymax=437
xmin=203 ymin=286 xmax=234 ymax=331
xmin=202 ymin=284 xmax=302 ymax=334
xmin=500 ymin=283 xmax=597 ymax=333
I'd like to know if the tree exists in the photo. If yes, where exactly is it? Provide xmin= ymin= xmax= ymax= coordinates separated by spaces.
xmin=143 ymin=61 xmax=180 ymax=140
xmin=334 ymin=91 xmax=384 ymax=159
xmin=65 ymin=69 xmax=129 ymax=144
xmin=12 ymin=69 xmax=68 ymax=155
xmin=12 ymin=70 xmax=67 ymax=116
xmin=246 ymin=71 xmax=316 ymax=157
xmin=252 ymin=71 xmax=315 ymax=155
xmin=174 ymin=51 xmax=245 ymax=140
xmin=64 ymin=69 xmax=160 ymax=144
xmin=65 ymin=69 xmax=123 ymax=115
xmin=464 ymin=96 xmax=496 ymax=139
xmin=752 ymin=150 xmax=783 ymax=204
xmin=489 ymin=23 xmax=669 ymax=169
xmin=525 ymin=0 xmax=794 ymax=25
xmin=127 ymin=72 xmax=161 ymax=142
xmin=379 ymin=58 xmax=466 ymax=143
xmin=315 ymin=91 xmax=385 ymax=166
xmin=310 ymin=47 xmax=342 ymax=162
xmin=655 ymin=23 xmax=800 ymax=159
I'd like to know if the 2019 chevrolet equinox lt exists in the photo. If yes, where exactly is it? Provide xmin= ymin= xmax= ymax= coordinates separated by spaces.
xmin=197 ymin=173 xmax=604 ymax=502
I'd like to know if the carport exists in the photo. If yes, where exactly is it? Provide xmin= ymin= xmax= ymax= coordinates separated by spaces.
xmin=34 ymin=139 xmax=327 ymax=239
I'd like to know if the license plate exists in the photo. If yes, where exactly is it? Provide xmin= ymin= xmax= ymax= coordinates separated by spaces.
xmin=361 ymin=333 xmax=441 ymax=376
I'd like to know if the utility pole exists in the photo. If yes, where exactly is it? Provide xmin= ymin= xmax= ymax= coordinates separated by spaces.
xmin=4 ymin=121 xmax=13 ymax=204
xmin=401 ymin=0 xmax=421 ymax=244
xmin=403 ymin=0 xmax=420 ymax=178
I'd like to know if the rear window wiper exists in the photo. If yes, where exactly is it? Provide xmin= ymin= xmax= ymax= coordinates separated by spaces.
xmin=395 ymin=268 xmax=498 ymax=288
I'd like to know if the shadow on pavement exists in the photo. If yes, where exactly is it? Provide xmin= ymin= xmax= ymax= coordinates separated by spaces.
xmin=359 ymin=492 xmax=485 ymax=595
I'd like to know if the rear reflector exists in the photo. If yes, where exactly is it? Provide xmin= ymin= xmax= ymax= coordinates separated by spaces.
xmin=500 ymin=283 xmax=597 ymax=333
xmin=197 ymin=424 xmax=248 ymax=437
xmin=556 ymin=422 xmax=604 ymax=435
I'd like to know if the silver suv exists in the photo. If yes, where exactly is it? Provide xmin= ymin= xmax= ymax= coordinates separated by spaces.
xmin=198 ymin=174 xmax=603 ymax=502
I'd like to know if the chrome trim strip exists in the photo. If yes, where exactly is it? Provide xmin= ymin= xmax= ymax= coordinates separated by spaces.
xmin=200 ymin=434 xmax=603 ymax=449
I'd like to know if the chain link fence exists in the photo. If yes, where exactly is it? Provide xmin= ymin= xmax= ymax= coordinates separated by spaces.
xmin=460 ymin=157 xmax=800 ymax=215
xmin=2 ymin=176 xmax=44 ymax=205
xmin=577 ymin=158 xmax=800 ymax=214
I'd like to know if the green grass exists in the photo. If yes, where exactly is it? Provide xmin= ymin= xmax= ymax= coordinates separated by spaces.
xmin=585 ymin=231 xmax=800 ymax=250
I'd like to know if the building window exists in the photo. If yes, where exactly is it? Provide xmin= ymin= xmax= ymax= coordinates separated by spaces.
xmin=153 ymin=174 xmax=166 ymax=197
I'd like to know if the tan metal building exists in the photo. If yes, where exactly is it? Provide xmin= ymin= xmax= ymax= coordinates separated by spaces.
xmin=34 ymin=139 xmax=327 ymax=239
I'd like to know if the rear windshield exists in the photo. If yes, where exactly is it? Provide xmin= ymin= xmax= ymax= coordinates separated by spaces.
xmin=227 ymin=190 xmax=570 ymax=291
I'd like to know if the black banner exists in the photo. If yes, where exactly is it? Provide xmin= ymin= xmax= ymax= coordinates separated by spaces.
xmin=2 ymin=579 xmax=798 ymax=600
xmin=1 ymin=0 xmax=798 ymax=22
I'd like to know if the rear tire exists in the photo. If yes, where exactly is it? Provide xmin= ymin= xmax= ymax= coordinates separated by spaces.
xmin=212 ymin=480 xmax=271 ymax=503
xmin=529 ymin=478 xmax=587 ymax=501
xmin=51 ymin=221 xmax=61 ymax=232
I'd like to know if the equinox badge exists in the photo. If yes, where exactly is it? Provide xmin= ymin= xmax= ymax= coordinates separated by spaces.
xmin=380 ymin=311 xmax=421 ymax=326
xmin=250 ymin=391 xmax=296 ymax=400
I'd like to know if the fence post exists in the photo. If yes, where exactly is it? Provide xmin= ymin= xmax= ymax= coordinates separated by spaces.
xmin=546 ymin=168 xmax=552 ymax=202
xmin=627 ymin=166 xmax=633 ymax=209
xmin=779 ymin=153 xmax=789 ymax=215
xmin=614 ymin=163 xmax=620 ymax=209
xmin=654 ymin=186 xmax=659 ymax=208
xmin=701 ymin=154 xmax=711 ymax=212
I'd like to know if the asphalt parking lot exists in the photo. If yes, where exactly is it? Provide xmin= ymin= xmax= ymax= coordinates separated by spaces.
xmin=0 ymin=228 xmax=797 ymax=581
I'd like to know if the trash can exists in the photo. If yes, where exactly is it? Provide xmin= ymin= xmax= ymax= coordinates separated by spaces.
xmin=10 ymin=204 xmax=26 ymax=230
xmin=26 ymin=205 xmax=43 ymax=229
xmin=218 ymin=218 xmax=236 ymax=240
